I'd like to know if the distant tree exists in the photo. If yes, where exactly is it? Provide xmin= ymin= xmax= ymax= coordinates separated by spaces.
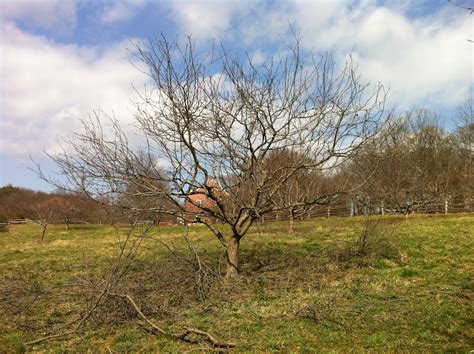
xmin=34 ymin=197 xmax=62 ymax=240
xmin=117 ymin=150 xmax=176 ymax=224
xmin=0 ymin=185 xmax=105 ymax=225
xmin=52 ymin=196 xmax=80 ymax=230
xmin=0 ymin=187 xmax=47 ymax=220
xmin=263 ymin=149 xmax=341 ymax=232
xmin=409 ymin=114 xmax=463 ymax=206
xmin=351 ymin=110 xmax=464 ymax=215
xmin=454 ymin=98 xmax=474 ymax=200
xmin=0 ymin=184 xmax=20 ymax=199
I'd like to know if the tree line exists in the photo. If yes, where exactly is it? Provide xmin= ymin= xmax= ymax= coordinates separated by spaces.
xmin=349 ymin=106 xmax=473 ymax=216
xmin=0 ymin=186 xmax=107 ymax=226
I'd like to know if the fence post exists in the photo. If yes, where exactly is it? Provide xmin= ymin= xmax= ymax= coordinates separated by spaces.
xmin=327 ymin=206 xmax=330 ymax=218
xmin=445 ymin=199 xmax=448 ymax=214
xmin=276 ymin=213 xmax=279 ymax=221
xmin=350 ymin=202 xmax=354 ymax=217
xmin=381 ymin=201 xmax=384 ymax=215
xmin=307 ymin=211 xmax=311 ymax=220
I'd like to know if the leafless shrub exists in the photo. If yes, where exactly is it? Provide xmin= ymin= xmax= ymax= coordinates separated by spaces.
xmin=331 ymin=216 xmax=401 ymax=264
xmin=356 ymin=218 xmax=400 ymax=259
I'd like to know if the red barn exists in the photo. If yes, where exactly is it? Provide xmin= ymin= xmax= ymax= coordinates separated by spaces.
xmin=183 ymin=179 xmax=221 ymax=223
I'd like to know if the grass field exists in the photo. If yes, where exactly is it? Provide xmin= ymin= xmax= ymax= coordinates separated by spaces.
xmin=0 ymin=214 xmax=473 ymax=352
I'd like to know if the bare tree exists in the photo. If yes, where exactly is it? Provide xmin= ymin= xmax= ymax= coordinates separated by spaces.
xmin=351 ymin=110 xmax=464 ymax=216
xmin=39 ymin=35 xmax=388 ymax=278
xmin=455 ymin=98 xmax=474 ymax=199
xmin=34 ymin=197 xmax=60 ymax=241
xmin=263 ymin=149 xmax=340 ymax=232
xmin=116 ymin=150 xmax=177 ymax=224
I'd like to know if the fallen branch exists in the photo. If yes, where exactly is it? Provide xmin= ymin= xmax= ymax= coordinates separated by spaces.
xmin=114 ymin=293 xmax=166 ymax=335
xmin=24 ymin=330 xmax=78 ymax=346
xmin=111 ymin=293 xmax=236 ymax=348
xmin=179 ymin=327 xmax=236 ymax=348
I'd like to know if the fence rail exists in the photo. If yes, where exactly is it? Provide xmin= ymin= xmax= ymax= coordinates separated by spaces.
xmin=258 ymin=201 xmax=474 ymax=224
xmin=4 ymin=201 xmax=473 ymax=227
xmin=8 ymin=219 xmax=36 ymax=224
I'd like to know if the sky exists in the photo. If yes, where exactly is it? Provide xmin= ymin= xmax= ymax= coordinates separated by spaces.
xmin=0 ymin=0 xmax=473 ymax=191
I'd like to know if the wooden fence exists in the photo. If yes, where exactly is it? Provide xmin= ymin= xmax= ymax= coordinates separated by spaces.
xmin=258 ymin=200 xmax=474 ymax=224
xmin=4 ymin=200 xmax=473 ymax=226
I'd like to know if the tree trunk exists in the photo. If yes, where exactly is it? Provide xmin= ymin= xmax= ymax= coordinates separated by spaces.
xmin=40 ymin=223 xmax=48 ymax=241
xmin=288 ymin=209 xmax=295 ymax=233
xmin=225 ymin=237 xmax=240 ymax=279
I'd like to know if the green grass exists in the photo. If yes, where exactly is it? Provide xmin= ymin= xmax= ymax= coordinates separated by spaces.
xmin=0 ymin=214 xmax=473 ymax=352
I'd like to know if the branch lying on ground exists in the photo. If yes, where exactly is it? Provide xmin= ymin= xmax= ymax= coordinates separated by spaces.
xmin=23 ymin=220 xmax=232 ymax=349
xmin=25 ymin=292 xmax=237 ymax=349
xmin=25 ymin=330 xmax=79 ymax=346
xmin=111 ymin=293 xmax=237 ymax=348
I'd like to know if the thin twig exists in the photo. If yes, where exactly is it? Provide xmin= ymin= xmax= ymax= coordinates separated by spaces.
xmin=24 ymin=330 xmax=78 ymax=346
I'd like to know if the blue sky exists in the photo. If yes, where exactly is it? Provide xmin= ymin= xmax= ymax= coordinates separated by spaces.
xmin=0 ymin=0 xmax=472 ymax=191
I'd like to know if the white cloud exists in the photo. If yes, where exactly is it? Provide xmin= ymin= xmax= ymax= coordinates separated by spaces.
xmin=0 ymin=0 xmax=76 ymax=30
xmin=332 ymin=5 xmax=470 ymax=107
xmin=350 ymin=8 xmax=472 ymax=107
xmin=313 ymin=3 xmax=473 ymax=108
xmin=250 ymin=50 xmax=266 ymax=66
xmin=1 ymin=1 xmax=471 ymax=161
xmin=165 ymin=1 xmax=247 ymax=41
xmin=0 ymin=23 xmax=147 ymax=157
xmin=239 ymin=1 xmax=473 ymax=108
xmin=101 ymin=0 xmax=147 ymax=25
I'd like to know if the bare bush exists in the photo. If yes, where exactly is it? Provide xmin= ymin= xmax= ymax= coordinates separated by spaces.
xmin=331 ymin=216 xmax=401 ymax=263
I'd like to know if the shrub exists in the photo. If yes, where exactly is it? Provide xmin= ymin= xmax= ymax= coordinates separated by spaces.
xmin=331 ymin=217 xmax=401 ymax=264
xmin=355 ymin=219 xmax=400 ymax=260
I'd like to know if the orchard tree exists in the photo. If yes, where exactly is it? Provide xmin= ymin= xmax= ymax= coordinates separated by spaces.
xmin=351 ymin=110 xmax=464 ymax=215
xmin=34 ymin=196 xmax=64 ymax=241
xmin=40 ymin=35 xmax=388 ymax=278
xmin=455 ymin=98 xmax=474 ymax=199
xmin=117 ymin=150 xmax=177 ymax=224
xmin=263 ymin=149 xmax=341 ymax=233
